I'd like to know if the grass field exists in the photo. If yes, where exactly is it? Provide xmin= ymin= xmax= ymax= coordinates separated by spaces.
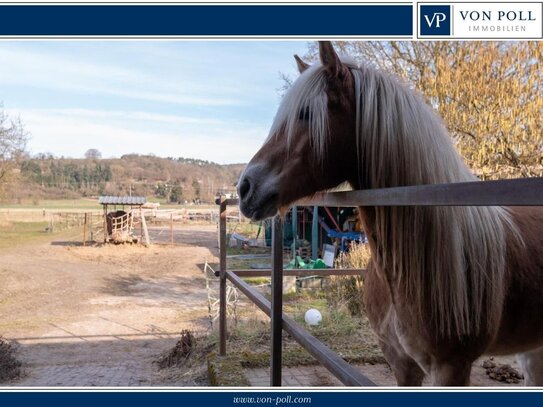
xmin=0 ymin=221 xmax=57 ymax=249
xmin=0 ymin=198 xmax=217 ymax=211
xmin=0 ymin=199 xmax=101 ymax=211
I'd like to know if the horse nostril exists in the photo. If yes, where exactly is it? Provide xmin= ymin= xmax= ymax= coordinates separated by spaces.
xmin=239 ymin=177 xmax=251 ymax=199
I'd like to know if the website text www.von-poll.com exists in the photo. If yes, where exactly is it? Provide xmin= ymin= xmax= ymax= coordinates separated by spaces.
xmin=232 ymin=395 xmax=312 ymax=405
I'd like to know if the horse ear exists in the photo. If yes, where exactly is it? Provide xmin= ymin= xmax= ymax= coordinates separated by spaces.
xmin=294 ymin=54 xmax=309 ymax=74
xmin=319 ymin=41 xmax=342 ymax=77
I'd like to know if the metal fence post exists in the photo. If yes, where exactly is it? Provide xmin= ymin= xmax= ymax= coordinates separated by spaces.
xmin=219 ymin=199 xmax=227 ymax=356
xmin=291 ymin=205 xmax=297 ymax=259
xmin=271 ymin=216 xmax=284 ymax=386
xmin=311 ymin=205 xmax=318 ymax=260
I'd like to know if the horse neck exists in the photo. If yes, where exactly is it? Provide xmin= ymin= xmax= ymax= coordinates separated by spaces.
xmin=357 ymin=186 xmax=508 ymax=339
xmin=350 ymin=73 xmax=508 ymax=338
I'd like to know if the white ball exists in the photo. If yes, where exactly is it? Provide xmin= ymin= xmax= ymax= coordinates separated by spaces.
xmin=304 ymin=309 xmax=322 ymax=326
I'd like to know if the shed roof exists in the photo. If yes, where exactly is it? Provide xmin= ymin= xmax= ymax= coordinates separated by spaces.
xmin=98 ymin=196 xmax=147 ymax=206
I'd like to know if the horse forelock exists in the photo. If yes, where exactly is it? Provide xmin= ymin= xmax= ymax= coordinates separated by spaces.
xmin=269 ymin=56 xmax=360 ymax=161
xmin=272 ymin=57 xmax=522 ymax=339
xmin=268 ymin=64 xmax=329 ymax=160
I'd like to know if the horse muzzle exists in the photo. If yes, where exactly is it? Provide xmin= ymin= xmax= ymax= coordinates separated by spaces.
xmin=238 ymin=164 xmax=280 ymax=221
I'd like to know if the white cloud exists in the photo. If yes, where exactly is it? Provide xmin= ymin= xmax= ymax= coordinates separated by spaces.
xmin=0 ymin=46 xmax=246 ymax=107
xmin=17 ymin=108 xmax=226 ymax=126
xmin=0 ymin=41 xmax=308 ymax=162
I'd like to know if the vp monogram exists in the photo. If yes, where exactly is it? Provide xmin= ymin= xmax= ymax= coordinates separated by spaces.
xmin=420 ymin=5 xmax=451 ymax=36
xmin=424 ymin=12 xmax=447 ymax=28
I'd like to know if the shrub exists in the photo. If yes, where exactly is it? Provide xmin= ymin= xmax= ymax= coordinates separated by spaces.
xmin=326 ymin=242 xmax=371 ymax=316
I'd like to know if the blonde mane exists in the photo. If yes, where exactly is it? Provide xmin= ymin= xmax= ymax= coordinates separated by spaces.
xmin=274 ymin=59 xmax=520 ymax=338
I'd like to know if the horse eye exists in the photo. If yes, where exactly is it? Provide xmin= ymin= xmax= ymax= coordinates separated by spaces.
xmin=298 ymin=106 xmax=310 ymax=121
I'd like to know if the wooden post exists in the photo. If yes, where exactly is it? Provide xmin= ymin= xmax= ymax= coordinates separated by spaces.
xmin=140 ymin=205 xmax=143 ymax=242
xmin=103 ymin=205 xmax=107 ymax=243
xmin=83 ymin=213 xmax=87 ymax=246
xmin=90 ymin=212 xmax=94 ymax=242
xmin=170 ymin=212 xmax=174 ymax=245
xmin=140 ymin=207 xmax=150 ymax=246
xmin=271 ymin=216 xmax=284 ymax=386
xmin=219 ymin=198 xmax=227 ymax=356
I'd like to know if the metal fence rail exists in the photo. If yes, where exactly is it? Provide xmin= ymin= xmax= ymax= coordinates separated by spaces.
xmin=217 ymin=177 xmax=543 ymax=387
xmin=298 ymin=177 xmax=543 ymax=207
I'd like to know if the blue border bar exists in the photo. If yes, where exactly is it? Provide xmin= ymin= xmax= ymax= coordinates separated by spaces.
xmin=0 ymin=5 xmax=413 ymax=36
xmin=1 ymin=391 xmax=543 ymax=406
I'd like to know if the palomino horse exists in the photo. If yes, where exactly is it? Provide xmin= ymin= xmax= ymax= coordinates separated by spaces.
xmin=238 ymin=42 xmax=543 ymax=386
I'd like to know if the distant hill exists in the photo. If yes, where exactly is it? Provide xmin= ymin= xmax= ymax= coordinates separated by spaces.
xmin=9 ymin=154 xmax=246 ymax=203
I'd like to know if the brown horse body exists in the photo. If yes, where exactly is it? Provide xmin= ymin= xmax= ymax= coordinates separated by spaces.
xmin=238 ymin=42 xmax=543 ymax=386
xmin=363 ymin=206 xmax=543 ymax=385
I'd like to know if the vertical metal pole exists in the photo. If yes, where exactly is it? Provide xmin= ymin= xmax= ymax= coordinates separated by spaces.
xmin=312 ymin=205 xmax=319 ymax=260
xmin=219 ymin=199 xmax=227 ymax=356
xmin=291 ymin=206 xmax=297 ymax=259
xmin=270 ymin=216 xmax=283 ymax=386
xmin=303 ymin=209 xmax=306 ymax=240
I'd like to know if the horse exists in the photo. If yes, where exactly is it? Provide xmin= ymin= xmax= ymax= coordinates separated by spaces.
xmin=238 ymin=41 xmax=543 ymax=386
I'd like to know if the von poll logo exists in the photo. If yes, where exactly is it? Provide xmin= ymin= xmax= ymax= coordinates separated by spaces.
xmin=420 ymin=5 xmax=451 ymax=36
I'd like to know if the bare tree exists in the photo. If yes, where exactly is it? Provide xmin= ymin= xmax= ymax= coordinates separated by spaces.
xmin=0 ymin=107 xmax=28 ymax=194
xmin=84 ymin=148 xmax=102 ymax=160
xmin=304 ymin=42 xmax=543 ymax=179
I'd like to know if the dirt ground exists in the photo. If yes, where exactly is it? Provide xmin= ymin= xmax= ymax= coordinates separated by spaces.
xmin=0 ymin=224 xmax=218 ymax=386
xmin=0 ymin=220 xmax=527 ymax=387
xmin=353 ymin=356 xmax=523 ymax=387
xmin=246 ymin=356 xmax=524 ymax=387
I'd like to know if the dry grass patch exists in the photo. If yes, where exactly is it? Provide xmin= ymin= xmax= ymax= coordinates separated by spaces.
xmin=327 ymin=242 xmax=372 ymax=316
xmin=204 ymin=288 xmax=385 ymax=386
xmin=0 ymin=337 xmax=24 ymax=382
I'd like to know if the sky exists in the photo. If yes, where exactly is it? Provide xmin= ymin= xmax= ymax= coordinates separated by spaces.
xmin=0 ymin=41 xmax=311 ymax=164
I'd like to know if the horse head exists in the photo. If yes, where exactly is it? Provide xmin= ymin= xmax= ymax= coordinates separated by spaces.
xmin=238 ymin=42 xmax=358 ymax=221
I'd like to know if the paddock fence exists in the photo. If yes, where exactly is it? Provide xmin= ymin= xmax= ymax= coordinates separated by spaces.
xmin=80 ymin=206 xmax=243 ymax=246
xmin=217 ymin=177 xmax=543 ymax=387
xmin=130 ymin=208 xmax=234 ymax=245
xmin=0 ymin=209 xmax=105 ymax=245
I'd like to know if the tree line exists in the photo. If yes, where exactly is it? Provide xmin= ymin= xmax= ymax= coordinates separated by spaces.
xmin=2 ymin=152 xmax=242 ymax=204
xmin=20 ymin=159 xmax=113 ymax=191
